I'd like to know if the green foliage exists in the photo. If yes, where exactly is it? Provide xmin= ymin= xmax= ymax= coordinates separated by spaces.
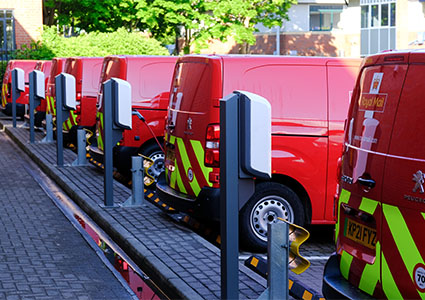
xmin=43 ymin=0 xmax=140 ymax=31
xmin=13 ymin=27 xmax=169 ymax=60
xmin=43 ymin=0 xmax=296 ymax=54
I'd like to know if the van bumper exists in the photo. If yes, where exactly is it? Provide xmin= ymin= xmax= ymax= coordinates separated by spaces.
xmin=156 ymin=175 xmax=220 ymax=220
xmin=322 ymin=253 xmax=375 ymax=300
xmin=3 ymin=103 xmax=25 ymax=118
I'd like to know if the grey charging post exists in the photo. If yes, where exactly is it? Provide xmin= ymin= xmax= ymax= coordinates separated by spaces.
xmin=29 ymin=70 xmax=45 ymax=143
xmin=55 ymin=73 xmax=76 ymax=167
xmin=11 ymin=68 xmax=25 ymax=128
xmin=220 ymin=91 xmax=271 ymax=299
xmin=102 ymin=78 xmax=132 ymax=207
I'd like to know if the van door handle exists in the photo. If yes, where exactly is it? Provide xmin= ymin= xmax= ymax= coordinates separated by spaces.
xmin=357 ymin=177 xmax=376 ymax=189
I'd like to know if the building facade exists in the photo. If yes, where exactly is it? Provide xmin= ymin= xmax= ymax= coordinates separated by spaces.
xmin=203 ymin=0 xmax=425 ymax=58
xmin=0 ymin=0 xmax=43 ymax=59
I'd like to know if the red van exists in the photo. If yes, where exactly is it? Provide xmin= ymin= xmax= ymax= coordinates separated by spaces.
xmin=89 ymin=55 xmax=177 ymax=180
xmin=323 ymin=51 xmax=425 ymax=299
xmin=1 ymin=60 xmax=38 ymax=117
xmin=157 ymin=55 xmax=361 ymax=250
xmin=46 ymin=58 xmax=67 ymax=116
xmin=32 ymin=60 xmax=52 ymax=127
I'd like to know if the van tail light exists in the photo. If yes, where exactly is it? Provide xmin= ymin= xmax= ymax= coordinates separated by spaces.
xmin=7 ymin=83 xmax=11 ymax=98
xmin=76 ymin=92 xmax=82 ymax=101
xmin=205 ymin=124 xmax=220 ymax=168
xmin=75 ymin=104 xmax=81 ymax=114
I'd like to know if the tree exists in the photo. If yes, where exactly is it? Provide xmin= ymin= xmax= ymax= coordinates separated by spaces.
xmin=198 ymin=0 xmax=297 ymax=53
xmin=43 ymin=0 xmax=140 ymax=32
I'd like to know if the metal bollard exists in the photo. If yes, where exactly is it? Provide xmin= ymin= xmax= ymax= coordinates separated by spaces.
xmin=258 ymin=222 xmax=289 ymax=300
xmin=122 ymin=156 xmax=144 ymax=207
xmin=40 ymin=114 xmax=54 ymax=143
xmin=71 ymin=129 xmax=88 ymax=166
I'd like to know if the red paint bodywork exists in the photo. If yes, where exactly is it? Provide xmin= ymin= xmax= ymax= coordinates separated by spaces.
xmin=329 ymin=50 xmax=425 ymax=299
xmin=45 ymin=58 xmax=66 ymax=115
xmin=64 ymin=57 xmax=103 ymax=127
xmin=96 ymin=55 xmax=177 ymax=150
xmin=163 ymin=55 xmax=361 ymax=224
xmin=2 ymin=60 xmax=38 ymax=106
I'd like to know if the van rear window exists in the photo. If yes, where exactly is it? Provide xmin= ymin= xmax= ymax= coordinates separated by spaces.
xmin=173 ymin=61 xmax=212 ymax=113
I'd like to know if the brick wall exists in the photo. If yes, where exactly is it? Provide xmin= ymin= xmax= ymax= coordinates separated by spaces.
xmin=0 ymin=0 xmax=43 ymax=48
xmin=199 ymin=31 xmax=361 ymax=57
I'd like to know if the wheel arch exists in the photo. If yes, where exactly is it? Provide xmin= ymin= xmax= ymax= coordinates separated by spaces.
xmin=260 ymin=174 xmax=312 ymax=224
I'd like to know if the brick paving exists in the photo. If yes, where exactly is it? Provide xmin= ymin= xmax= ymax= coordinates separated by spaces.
xmin=1 ymin=119 xmax=267 ymax=299
xmin=0 ymin=131 xmax=135 ymax=299
xmin=1 ymin=117 xmax=335 ymax=299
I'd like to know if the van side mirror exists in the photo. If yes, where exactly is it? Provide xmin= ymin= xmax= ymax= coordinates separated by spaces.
xmin=237 ymin=90 xmax=272 ymax=180
xmin=12 ymin=68 xmax=25 ymax=92
xmin=33 ymin=70 xmax=45 ymax=99
xmin=111 ymin=78 xmax=132 ymax=130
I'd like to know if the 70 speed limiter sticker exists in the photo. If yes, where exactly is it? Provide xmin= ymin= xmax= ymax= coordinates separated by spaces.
xmin=414 ymin=263 xmax=425 ymax=292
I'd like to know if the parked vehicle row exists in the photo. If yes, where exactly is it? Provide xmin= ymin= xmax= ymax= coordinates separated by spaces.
xmin=1 ymin=55 xmax=361 ymax=251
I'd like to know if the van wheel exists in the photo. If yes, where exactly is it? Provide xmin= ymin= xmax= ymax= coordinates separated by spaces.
xmin=138 ymin=143 xmax=165 ymax=184
xmin=240 ymin=182 xmax=305 ymax=251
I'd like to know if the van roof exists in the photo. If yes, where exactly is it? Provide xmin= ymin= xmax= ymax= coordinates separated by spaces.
xmin=177 ymin=54 xmax=361 ymax=66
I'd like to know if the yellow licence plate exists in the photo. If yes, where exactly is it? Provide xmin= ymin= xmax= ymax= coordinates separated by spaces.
xmin=344 ymin=218 xmax=377 ymax=249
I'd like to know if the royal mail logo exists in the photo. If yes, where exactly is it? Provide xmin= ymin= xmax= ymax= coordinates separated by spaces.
xmin=359 ymin=93 xmax=387 ymax=112
xmin=413 ymin=170 xmax=425 ymax=194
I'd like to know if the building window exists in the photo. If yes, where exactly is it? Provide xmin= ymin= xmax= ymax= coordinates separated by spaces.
xmin=309 ymin=5 xmax=343 ymax=31
xmin=0 ymin=10 xmax=15 ymax=60
xmin=360 ymin=0 xmax=396 ymax=56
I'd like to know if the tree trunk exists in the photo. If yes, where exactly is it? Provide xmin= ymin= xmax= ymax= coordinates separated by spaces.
xmin=239 ymin=42 xmax=249 ymax=54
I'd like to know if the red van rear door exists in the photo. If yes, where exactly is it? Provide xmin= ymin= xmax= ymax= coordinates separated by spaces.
xmin=165 ymin=58 xmax=220 ymax=197
xmin=338 ymin=57 xmax=408 ymax=297
xmin=380 ymin=57 xmax=425 ymax=299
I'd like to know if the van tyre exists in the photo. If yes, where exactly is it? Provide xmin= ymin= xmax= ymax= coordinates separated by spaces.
xmin=240 ymin=182 xmax=305 ymax=251
xmin=138 ymin=143 xmax=165 ymax=186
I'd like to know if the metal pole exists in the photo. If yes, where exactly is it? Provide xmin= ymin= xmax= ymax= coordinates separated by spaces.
xmin=276 ymin=26 xmax=280 ymax=56
xmin=29 ymin=72 xmax=35 ymax=143
xmin=41 ymin=113 xmax=54 ymax=143
xmin=11 ymin=71 xmax=20 ymax=128
xmin=122 ymin=156 xmax=144 ymax=207
xmin=103 ymin=80 xmax=114 ymax=207
xmin=220 ymin=94 xmax=239 ymax=300
xmin=268 ymin=222 xmax=289 ymax=300
xmin=71 ymin=129 xmax=88 ymax=166
xmin=56 ymin=75 xmax=64 ymax=167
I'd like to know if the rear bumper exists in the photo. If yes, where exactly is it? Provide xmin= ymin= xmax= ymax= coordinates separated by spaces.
xmin=322 ymin=253 xmax=375 ymax=300
xmin=2 ymin=103 xmax=25 ymax=117
xmin=156 ymin=175 xmax=221 ymax=220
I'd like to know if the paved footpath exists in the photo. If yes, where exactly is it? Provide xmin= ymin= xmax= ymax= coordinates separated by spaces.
xmin=0 ymin=132 xmax=136 ymax=300
xmin=0 ymin=118 xmax=267 ymax=299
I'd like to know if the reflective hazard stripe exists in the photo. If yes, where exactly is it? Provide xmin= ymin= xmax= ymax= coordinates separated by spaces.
xmin=340 ymin=250 xmax=353 ymax=280
xmin=359 ymin=241 xmax=381 ymax=295
xmin=190 ymin=140 xmax=212 ymax=187
xmin=175 ymin=162 xmax=187 ymax=193
xmin=359 ymin=197 xmax=379 ymax=215
xmin=336 ymin=189 xmax=351 ymax=241
xmin=382 ymin=253 xmax=403 ymax=299
xmin=383 ymin=204 xmax=425 ymax=300
xmin=1 ymin=84 xmax=7 ymax=107
xmin=176 ymin=137 xmax=201 ymax=195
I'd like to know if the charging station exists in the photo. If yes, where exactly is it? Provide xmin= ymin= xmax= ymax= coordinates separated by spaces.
xmin=29 ymin=70 xmax=45 ymax=143
xmin=101 ymin=77 xmax=132 ymax=207
xmin=220 ymin=90 xmax=271 ymax=299
xmin=55 ymin=73 xmax=76 ymax=167
xmin=11 ymin=68 xmax=25 ymax=128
